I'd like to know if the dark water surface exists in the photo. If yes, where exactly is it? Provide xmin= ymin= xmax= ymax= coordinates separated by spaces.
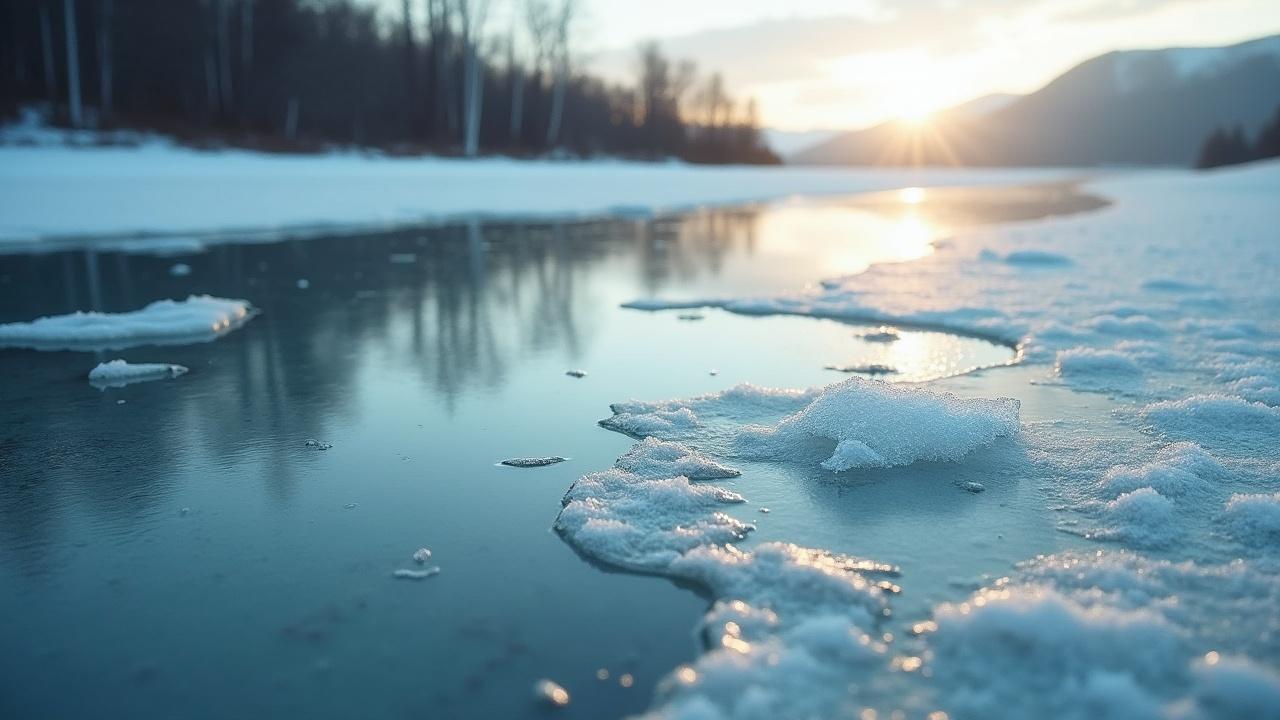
xmin=0 ymin=185 xmax=1098 ymax=719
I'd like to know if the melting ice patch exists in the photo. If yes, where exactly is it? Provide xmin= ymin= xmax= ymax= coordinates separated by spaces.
xmin=88 ymin=359 xmax=189 ymax=388
xmin=0 ymin=295 xmax=254 ymax=351
xmin=603 ymin=378 xmax=1019 ymax=472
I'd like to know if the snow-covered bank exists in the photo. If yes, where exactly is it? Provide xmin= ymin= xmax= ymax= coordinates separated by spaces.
xmin=0 ymin=295 xmax=255 ymax=351
xmin=0 ymin=136 xmax=1082 ymax=251
xmin=563 ymin=160 xmax=1280 ymax=718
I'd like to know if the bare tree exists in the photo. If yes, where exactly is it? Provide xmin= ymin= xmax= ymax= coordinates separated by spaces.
xmin=217 ymin=0 xmax=233 ymax=113
xmin=543 ymin=0 xmax=572 ymax=148
xmin=62 ymin=0 xmax=82 ymax=127
xmin=506 ymin=6 xmax=526 ymax=144
xmin=39 ymin=1 xmax=56 ymax=105
xmin=98 ymin=0 xmax=112 ymax=121
xmin=458 ymin=0 xmax=490 ymax=156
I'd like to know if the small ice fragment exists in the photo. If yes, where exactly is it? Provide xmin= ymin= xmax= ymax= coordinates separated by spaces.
xmin=304 ymin=439 xmax=333 ymax=450
xmin=861 ymin=327 xmax=900 ymax=343
xmin=534 ymin=678 xmax=570 ymax=707
xmin=825 ymin=363 xmax=898 ymax=375
xmin=759 ymin=507 xmax=771 ymax=514
xmin=169 ymin=263 xmax=192 ymax=277
xmin=89 ymin=359 xmax=189 ymax=388
xmin=296 ymin=279 xmax=310 ymax=289
xmin=392 ymin=567 xmax=441 ymax=580
xmin=116 ymin=399 xmax=126 ymax=405
xmin=619 ymin=673 xmax=634 ymax=688
xmin=709 ymin=369 xmax=719 ymax=376
xmin=961 ymin=482 xmax=986 ymax=493
xmin=678 ymin=313 xmax=705 ymax=321
xmin=412 ymin=548 xmax=433 ymax=564
xmin=501 ymin=456 xmax=567 ymax=468
xmin=179 ymin=507 xmax=191 ymax=516
xmin=344 ymin=503 xmax=358 ymax=509
xmin=388 ymin=253 xmax=418 ymax=264
xmin=566 ymin=369 xmax=587 ymax=378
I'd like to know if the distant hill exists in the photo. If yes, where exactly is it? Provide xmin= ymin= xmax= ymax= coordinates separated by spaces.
xmin=793 ymin=34 xmax=1280 ymax=167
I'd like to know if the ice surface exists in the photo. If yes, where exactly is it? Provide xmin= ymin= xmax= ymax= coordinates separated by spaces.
xmin=0 ymin=295 xmax=254 ymax=351
xmin=1099 ymin=488 xmax=1180 ymax=547
xmin=614 ymin=438 xmax=741 ymax=481
xmin=87 ymin=359 xmax=189 ymax=388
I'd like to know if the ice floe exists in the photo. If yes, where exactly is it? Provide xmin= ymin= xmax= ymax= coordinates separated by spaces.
xmin=500 ymin=456 xmax=567 ymax=468
xmin=1141 ymin=395 xmax=1280 ymax=455
xmin=603 ymin=378 xmax=1019 ymax=472
xmin=0 ymin=295 xmax=254 ymax=351
xmin=87 ymin=359 xmax=189 ymax=388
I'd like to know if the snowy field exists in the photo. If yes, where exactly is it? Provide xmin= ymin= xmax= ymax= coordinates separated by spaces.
xmin=0 ymin=116 xmax=1079 ymax=250
xmin=2 ymin=119 xmax=1279 ymax=719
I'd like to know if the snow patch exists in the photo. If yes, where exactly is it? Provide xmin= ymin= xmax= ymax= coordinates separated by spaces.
xmin=0 ymin=295 xmax=255 ymax=351
xmin=87 ymin=359 xmax=189 ymax=388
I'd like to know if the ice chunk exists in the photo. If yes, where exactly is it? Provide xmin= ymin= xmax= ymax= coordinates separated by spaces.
xmin=736 ymin=378 xmax=1019 ymax=471
xmin=412 ymin=548 xmax=433 ymax=564
xmin=999 ymin=249 xmax=1073 ymax=266
xmin=0 ymin=295 xmax=254 ymax=351
xmin=565 ymin=369 xmax=588 ymax=378
xmin=500 ymin=456 xmax=566 ymax=468
xmin=303 ymin=439 xmax=333 ymax=450
xmin=557 ymin=465 xmax=749 ymax=572
xmin=823 ymin=363 xmax=898 ymax=375
xmin=860 ymin=326 xmax=900 ymax=343
xmin=87 ymin=359 xmax=188 ymax=388
xmin=533 ymin=679 xmax=570 ymax=707
xmin=392 ymin=567 xmax=440 ymax=580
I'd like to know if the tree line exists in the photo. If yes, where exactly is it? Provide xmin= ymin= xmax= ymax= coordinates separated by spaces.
xmin=0 ymin=0 xmax=779 ymax=164
xmin=1196 ymin=105 xmax=1280 ymax=169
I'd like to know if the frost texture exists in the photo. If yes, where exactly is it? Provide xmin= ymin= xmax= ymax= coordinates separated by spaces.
xmin=1223 ymin=493 xmax=1280 ymax=548
xmin=0 ymin=295 xmax=254 ymax=351
xmin=1141 ymin=395 xmax=1280 ymax=455
xmin=922 ymin=551 xmax=1280 ymax=720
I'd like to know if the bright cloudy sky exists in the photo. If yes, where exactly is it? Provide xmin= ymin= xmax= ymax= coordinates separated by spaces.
xmin=570 ymin=0 xmax=1280 ymax=130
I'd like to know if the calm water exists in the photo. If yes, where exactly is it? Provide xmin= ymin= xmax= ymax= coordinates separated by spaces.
xmin=0 ymin=186 xmax=1099 ymax=719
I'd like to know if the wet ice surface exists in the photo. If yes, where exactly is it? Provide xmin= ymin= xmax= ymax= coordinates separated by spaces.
xmin=6 ymin=173 xmax=1271 ymax=719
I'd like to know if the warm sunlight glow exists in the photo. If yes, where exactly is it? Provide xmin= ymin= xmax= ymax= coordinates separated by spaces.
xmin=899 ymin=187 xmax=926 ymax=205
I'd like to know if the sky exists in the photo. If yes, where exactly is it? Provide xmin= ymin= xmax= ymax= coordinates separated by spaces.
xmin=571 ymin=0 xmax=1280 ymax=131
xmin=377 ymin=0 xmax=1280 ymax=132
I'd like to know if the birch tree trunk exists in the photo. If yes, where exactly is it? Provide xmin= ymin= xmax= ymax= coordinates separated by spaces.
xmin=98 ymin=0 xmax=112 ymax=121
xmin=40 ymin=2 xmax=56 ymax=105
xmin=62 ymin=0 xmax=82 ymax=127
